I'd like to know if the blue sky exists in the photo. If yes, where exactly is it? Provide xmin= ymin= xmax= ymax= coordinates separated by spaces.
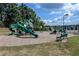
xmin=25 ymin=3 xmax=79 ymax=26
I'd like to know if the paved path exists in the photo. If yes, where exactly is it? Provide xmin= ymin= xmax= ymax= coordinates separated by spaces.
xmin=0 ymin=32 xmax=76 ymax=46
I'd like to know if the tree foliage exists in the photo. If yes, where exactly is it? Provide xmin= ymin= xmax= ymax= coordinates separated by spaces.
xmin=0 ymin=3 xmax=45 ymax=31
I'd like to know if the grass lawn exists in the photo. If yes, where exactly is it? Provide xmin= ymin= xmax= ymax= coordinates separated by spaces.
xmin=64 ymin=35 xmax=79 ymax=56
xmin=0 ymin=42 xmax=70 ymax=56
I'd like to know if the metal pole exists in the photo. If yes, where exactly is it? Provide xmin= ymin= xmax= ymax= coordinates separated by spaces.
xmin=63 ymin=15 xmax=65 ymax=31
xmin=63 ymin=14 xmax=69 ymax=31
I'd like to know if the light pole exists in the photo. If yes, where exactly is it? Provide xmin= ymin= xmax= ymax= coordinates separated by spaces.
xmin=62 ymin=14 xmax=69 ymax=31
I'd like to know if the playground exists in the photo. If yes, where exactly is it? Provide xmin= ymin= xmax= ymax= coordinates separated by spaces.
xmin=0 ymin=31 xmax=55 ymax=46
xmin=0 ymin=28 xmax=76 ymax=46
xmin=0 ymin=3 xmax=78 ymax=47
xmin=0 ymin=28 xmax=78 ymax=55
xmin=0 ymin=20 xmax=78 ymax=56
xmin=0 ymin=3 xmax=79 ymax=56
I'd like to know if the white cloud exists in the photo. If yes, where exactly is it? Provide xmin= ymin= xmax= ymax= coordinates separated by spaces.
xmin=42 ymin=16 xmax=72 ymax=26
xmin=35 ymin=4 xmax=41 ymax=9
xmin=75 ymin=3 xmax=79 ymax=11
xmin=62 ymin=3 xmax=79 ymax=11
xmin=63 ymin=3 xmax=75 ymax=11
xmin=52 ymin=15 xmax=71 ymax=25
xmin=53 ymin=18 xmax=58 ymax=21
xmin=42 ymin=19 xmax=54 ymax=26
xmin=42 ymin=20 xmax=47 ymax=24
xmin=53 ymin=16 xmax=63 ymax=21
xmin=62 ymin=3 xmax=78 ymax=17
xmin=64 ymin=19 xmax=71 ymax=22
xmin=50 ymin=11 xmax=62 ymax=15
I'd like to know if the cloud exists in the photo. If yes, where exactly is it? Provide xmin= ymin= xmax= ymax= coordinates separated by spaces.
xmin=63 ymin=3 xmax=79 ymax=15
xmin=34 ymin=4 xmax=41 ymax=9
xmin=52 ymin=15 xmax=72 ymax=25
xmin=42 ymin=14 xmax=72 ymax=26
xmin=42 ymin=19 xmax=54 ymax=26
xmin=50 ymin=11 xmax=62 ymax=15
xmin=36 ymin=3 xmax=65 ymax=10
xmin=63 ymin=3 xmax=75 ymax=11
xmin=62 ymin=3 xmax=79 ymax=17
xmin=75 ymin=3 xmax=79 ymax=11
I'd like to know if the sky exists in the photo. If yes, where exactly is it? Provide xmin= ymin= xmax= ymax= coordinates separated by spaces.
xmin=25 ymin=3 xmax=79 ymax=26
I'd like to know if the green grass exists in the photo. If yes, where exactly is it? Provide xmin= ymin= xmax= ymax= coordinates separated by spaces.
xmin=64 ymin=35 xmax=79 ymax=56
xmin=0 ymin=42 xmax=70 ymax=56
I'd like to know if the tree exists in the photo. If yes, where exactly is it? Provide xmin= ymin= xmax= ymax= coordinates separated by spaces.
xmin=0 ymin=3 xmax=17 ymax=27
xmin=0 ymin=3 xmax=46 ymax=31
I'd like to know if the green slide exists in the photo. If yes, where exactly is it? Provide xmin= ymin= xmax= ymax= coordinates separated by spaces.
xmin=17 ymin=22 xmax=38 ymax=38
